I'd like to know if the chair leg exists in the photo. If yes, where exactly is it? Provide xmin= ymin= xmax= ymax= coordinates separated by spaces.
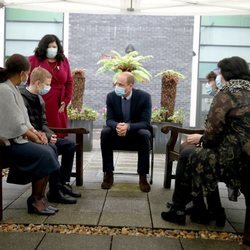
xmin=150 ymin=148 xmax=154 ymax=185
xmin=164 ymin=156 xmax=173 ymax=189
xmin=75 ymin=134 xmax=83 ymax=186
xmin=0 ymin=168 xmax=2 ymax=221
xmin=243 ymin=196 xmax=250 ymax=246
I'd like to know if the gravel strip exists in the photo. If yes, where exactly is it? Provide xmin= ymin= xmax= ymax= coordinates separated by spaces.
xmin=0 ymin=224 xmax=243 ymax=243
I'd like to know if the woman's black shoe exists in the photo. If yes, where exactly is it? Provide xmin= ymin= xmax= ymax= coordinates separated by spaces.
xmin=161 ymin=208 xmax=186 ymax=225
xmin=27 ymin=196 xmax=56 ymax=215
xmin=210 ymin=207 xmax=226 ymax=227
xmin=190 ymin=208 xmax=210 ymax=225
xmin=41 ymin=197 xmax=59 ymax=212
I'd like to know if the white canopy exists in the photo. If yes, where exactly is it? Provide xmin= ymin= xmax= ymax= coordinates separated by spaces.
xmin=0 ymin=0 xmax=250 ymax=16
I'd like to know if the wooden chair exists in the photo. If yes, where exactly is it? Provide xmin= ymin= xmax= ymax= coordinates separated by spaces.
xmin=49 ymin=127 xmax=89 ymax=186
xmin=0 ymin=127 xmax=88 ymax=220
xmin=161 ymin=125 xmax=204 ymax=189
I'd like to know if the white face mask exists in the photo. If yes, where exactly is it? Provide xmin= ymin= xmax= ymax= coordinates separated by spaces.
xmin=46 ymin=47 xmax=58 ymax=59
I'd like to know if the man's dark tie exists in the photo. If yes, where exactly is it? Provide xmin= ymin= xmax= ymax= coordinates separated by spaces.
xmin=122 ymin=97 xmax=130 ymax=122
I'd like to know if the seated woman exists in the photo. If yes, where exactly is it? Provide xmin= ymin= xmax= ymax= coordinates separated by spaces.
xmin=0 ymin=54 xmax=61 ymax=215
xmin=161 ymin=56 xmax=250 ymax=231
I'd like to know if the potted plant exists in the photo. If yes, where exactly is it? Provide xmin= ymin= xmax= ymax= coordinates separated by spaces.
xmin=68 ymin=68 xmax=98 ymax=151
xmin=152 ymin=69 xmax=185 ymax=153
xmin=67 ymin=105 xmax=98 ymax=151
xmin=96 ymin=50 xmax=153 ymax=82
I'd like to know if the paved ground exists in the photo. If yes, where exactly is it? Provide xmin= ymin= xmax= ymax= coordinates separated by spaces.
xmin=0 ymin=129 xmax=249 ymax=249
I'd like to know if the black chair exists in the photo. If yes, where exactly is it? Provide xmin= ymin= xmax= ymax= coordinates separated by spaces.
xmin=108 ymin=125 xmax=156 ymax=184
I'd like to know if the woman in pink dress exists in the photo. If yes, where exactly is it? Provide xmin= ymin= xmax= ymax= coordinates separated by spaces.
xmin=29 ymin=34 xmax=73 ymax=138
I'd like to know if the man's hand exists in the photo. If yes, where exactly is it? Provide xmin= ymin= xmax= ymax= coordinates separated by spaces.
xmin=50 ymin=134 xmax=57 ymax=144
xmin=116 ymin=122 xmax=129 ymax=137
xmin=58 ymin=101 xmax=65 ymax=113
xmin=186 ymin=134 xmax=202 ymax=145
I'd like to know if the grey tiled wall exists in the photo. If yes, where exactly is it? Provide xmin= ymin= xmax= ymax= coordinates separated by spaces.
xmin=68 ymin=14 xmax=194 ymax=127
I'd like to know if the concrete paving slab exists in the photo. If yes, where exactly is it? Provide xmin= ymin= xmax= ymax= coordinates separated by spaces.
xmin=0 ymin=232 xmax=45 ymax=250
xmin=227 ymin=208 xmax=246 ymax=224
xmin=2 ymin=208 xmax=47 ymax=224
xmin=99 ymin=212 xmax=151 ymax=228
xmin=45 ymin=208 xmax=100 ymax=225
xmin=112 ymin=235 xmax=182 ymax=250
xmin=37 ymin=233 xmax=111 ymax=250
xmin=180 ymin=238 xmax=247 ymax=250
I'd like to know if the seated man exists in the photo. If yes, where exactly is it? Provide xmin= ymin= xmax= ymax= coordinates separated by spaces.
xmin=101 ymin=71 xmax=152 ymax=192
xmin=20 ymin=67 xmax=81 ymax=203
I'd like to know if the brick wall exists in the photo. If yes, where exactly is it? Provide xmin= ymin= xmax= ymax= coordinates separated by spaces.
xmin=68 ymin=14 xmax=194 ymax=127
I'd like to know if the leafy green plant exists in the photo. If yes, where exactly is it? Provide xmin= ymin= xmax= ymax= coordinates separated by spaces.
xmin=155 ymin=69 xmax=185 ymax=80
xmin=67 ymin=105 xmax=98 ymax=121
xmin=96 ymin=50 xmax=153 ymax=83
xmin=151 ymin=107 xmax=185 ymax=123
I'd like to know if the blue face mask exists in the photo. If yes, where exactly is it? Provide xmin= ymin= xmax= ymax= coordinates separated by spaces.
xmin=215 ymin=75 xmax=223 ymax=89
xmin=39 ymin=86 xmax=51 ymax=95
xmin=46 ymin=47 xmax=58 ymax=59
xmin=115 ymin=86 xmax=125 ymax=96
xmin=19 ymin=80 xmax=27 ymax=86
xmin=19 ymin=72 xmax=28 ymax=86
xmin=205 ymin=82 xmax=216 ymax=96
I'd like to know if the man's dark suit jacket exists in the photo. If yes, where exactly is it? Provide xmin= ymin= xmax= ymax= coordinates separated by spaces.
xmin=106 ymin=88 xmax=152 ymax=131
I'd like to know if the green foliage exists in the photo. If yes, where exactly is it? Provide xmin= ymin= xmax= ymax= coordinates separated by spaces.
xmin=67 ymin=105 xmax=98 ymax=121
xmin=96 ymin=50 xmax=153 ymax=83
xmin=155 ymin=69 xmax=185 ymax=80
xmin=151 ymin=107 xmax=185 ymax=123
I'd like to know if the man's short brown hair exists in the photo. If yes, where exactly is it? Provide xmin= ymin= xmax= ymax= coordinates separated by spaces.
xmin=30 ymin=67 xmax=52 ymax=85
xmin=206 ymin=71 xmax=217 ymax=81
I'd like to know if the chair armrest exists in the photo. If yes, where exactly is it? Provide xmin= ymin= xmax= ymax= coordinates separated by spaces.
xmin=0 ymin=139 xmax=5 ymax=147
xmin=49 ymin=127 xmax=89 ymax=134
xmin=161 ymin=125 xmax=204 ymax=135
xmin=161 ymin=125 xmax=204 ymax=153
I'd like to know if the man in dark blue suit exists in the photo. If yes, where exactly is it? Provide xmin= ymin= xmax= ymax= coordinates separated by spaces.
xmin=101 ymin=71 xmax=152 ymax=192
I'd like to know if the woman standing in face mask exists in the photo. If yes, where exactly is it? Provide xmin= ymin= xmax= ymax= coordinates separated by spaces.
xmin=28 ymin=34 xmax=73 ymax=138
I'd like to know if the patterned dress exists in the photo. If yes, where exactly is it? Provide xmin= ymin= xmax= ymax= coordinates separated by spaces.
xmin=188 ymin=80 xmax=250 ymax=196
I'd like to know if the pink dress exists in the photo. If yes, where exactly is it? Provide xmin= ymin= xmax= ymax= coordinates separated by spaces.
xmin=28 ymin=55 xmax=73 ymax=138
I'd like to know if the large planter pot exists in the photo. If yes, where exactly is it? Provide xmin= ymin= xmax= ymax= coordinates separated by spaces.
xmin=68 ymin=120 xmax=93 ymax=152
xmin=152 ymin=122 xmax=182 ymax=154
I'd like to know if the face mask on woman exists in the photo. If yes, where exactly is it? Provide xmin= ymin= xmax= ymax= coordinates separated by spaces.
xmin=205 ymin=82 xmax=216 ymax=96
xmin=19 ymin=72 xmax=28 ymax=86
xmin=115 ymin=86 xmax=125 ymax=96
xmin=39 ymin=86 xmax=51 ymax=95
xmin=46 ymin=48 xmax=58 ymax=59
xmin=215 ymin=75 xmax=223 ymax=89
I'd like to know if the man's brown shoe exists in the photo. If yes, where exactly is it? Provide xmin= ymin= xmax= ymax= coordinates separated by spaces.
xmin=139 ymin=175 xmax=151 ymax=192
xmin=101 ymin=172 xmax=114 ymax=189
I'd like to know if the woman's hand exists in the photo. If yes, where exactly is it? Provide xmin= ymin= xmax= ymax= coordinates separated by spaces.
xmin=35 ymin=131 xmax=48 ymax=144
xmin=186 ymin=134 xmax=202 ymax=145
xmin=24 ymin=129 xmax=43 ymax=144
xmin=58 ymin=101 xmax=65 ymax=113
